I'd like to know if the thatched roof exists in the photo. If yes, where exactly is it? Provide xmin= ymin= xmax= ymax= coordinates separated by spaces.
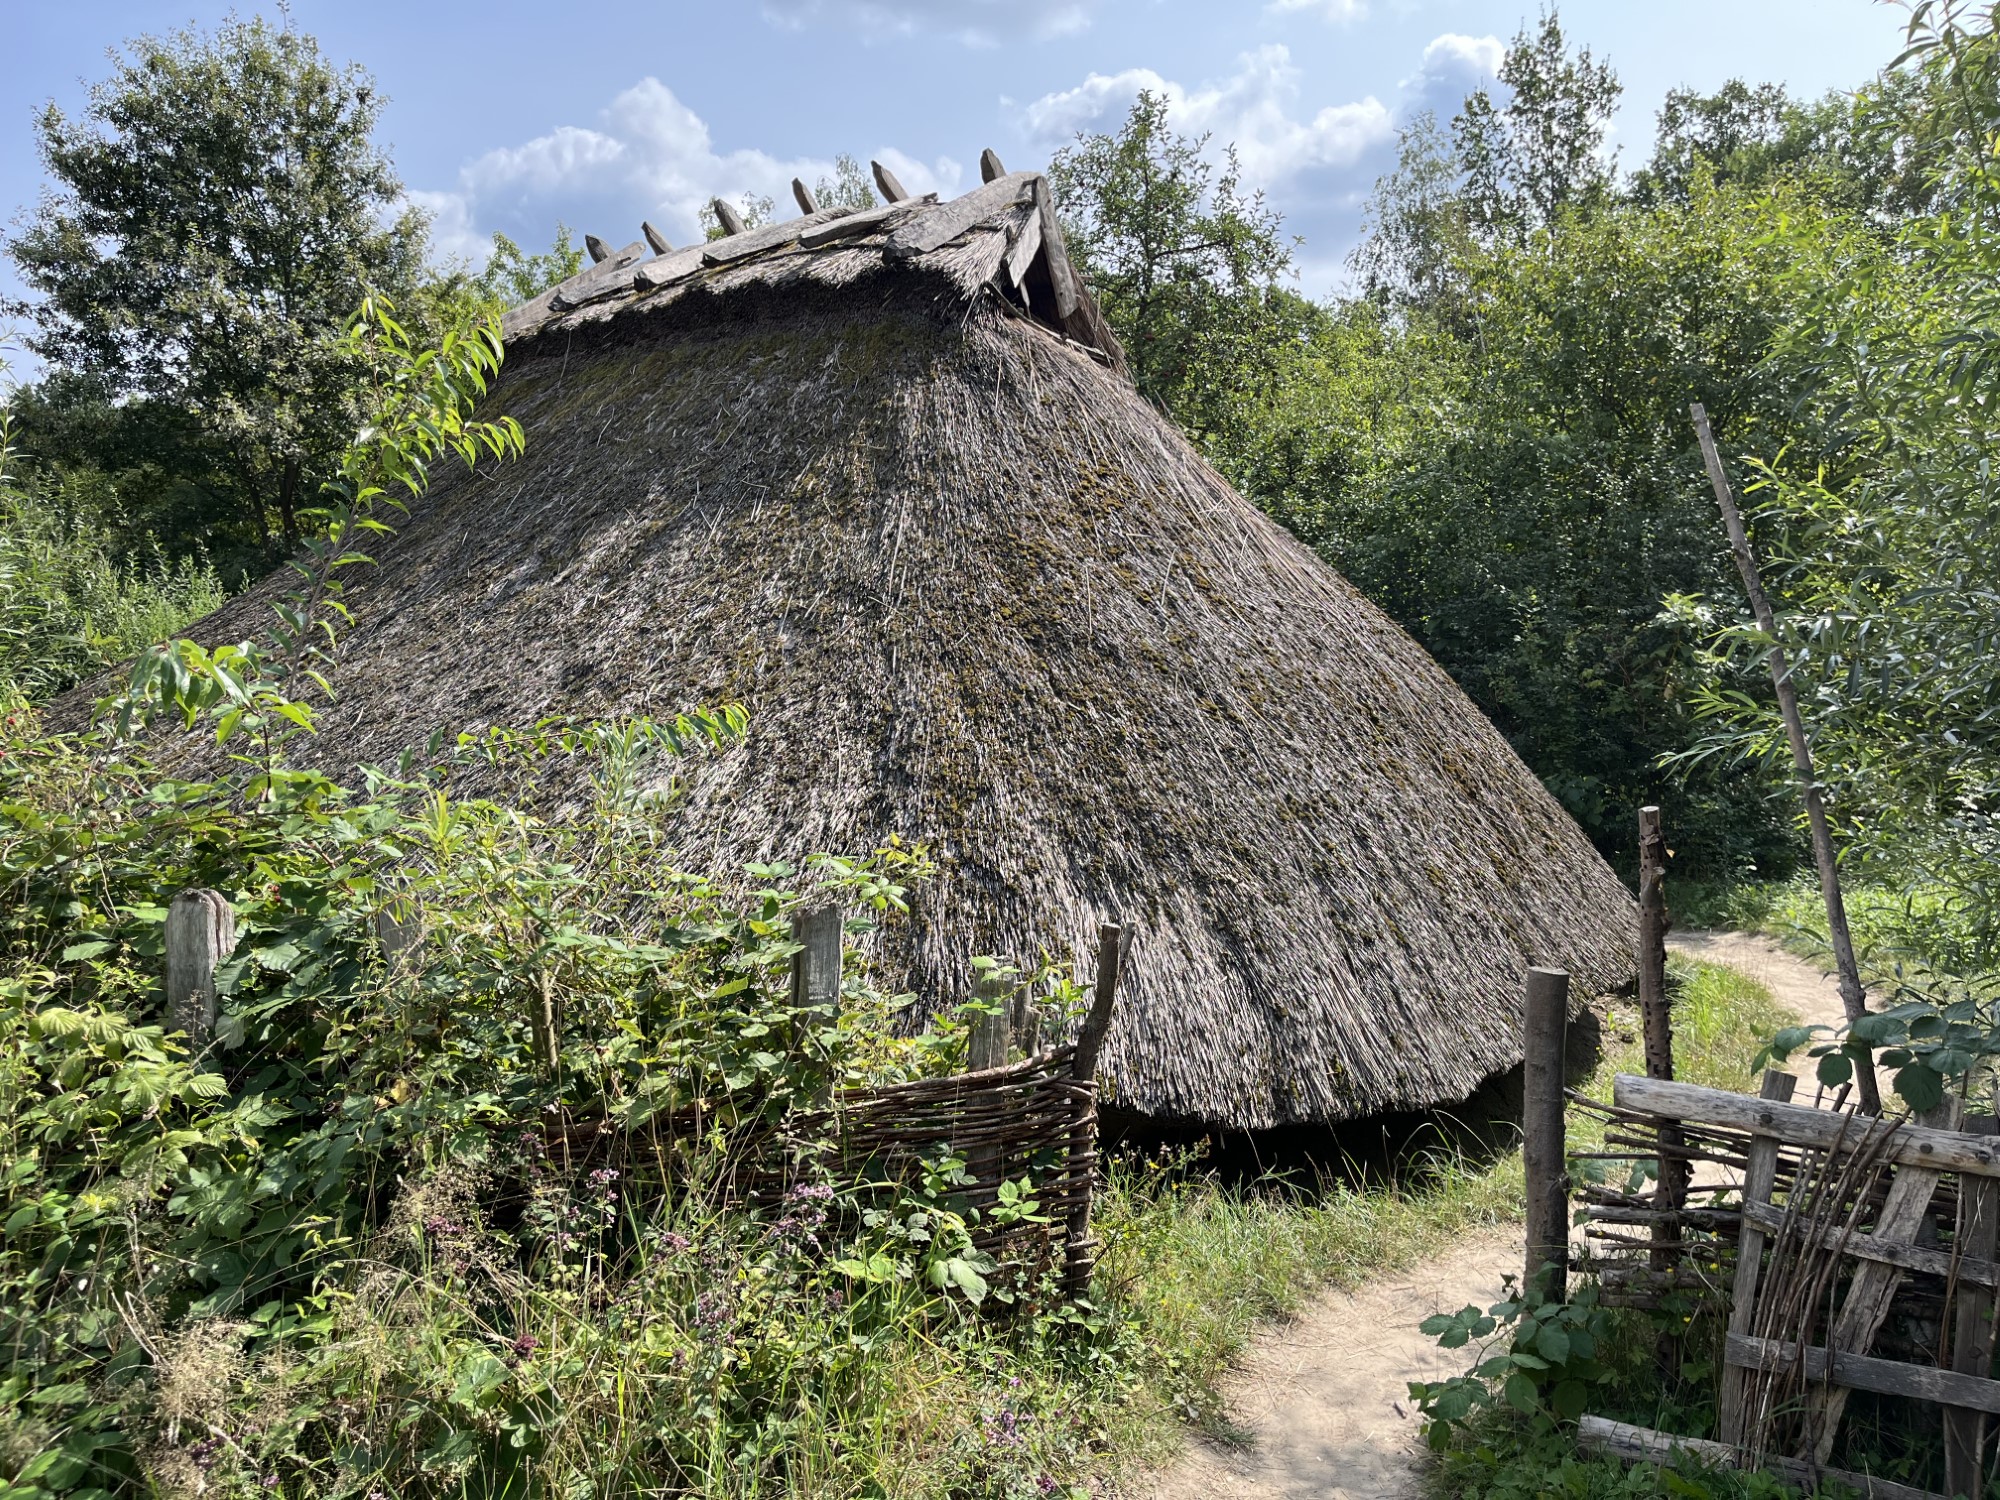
xmin=130 ymin=160 xmax=1636 ymax=1128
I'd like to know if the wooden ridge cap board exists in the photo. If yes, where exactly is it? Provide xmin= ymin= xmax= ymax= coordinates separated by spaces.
xmin=885 ymin=172 xmax=1036 ymax=260
xmin=701 ymin=205 xmax=860 ymax=266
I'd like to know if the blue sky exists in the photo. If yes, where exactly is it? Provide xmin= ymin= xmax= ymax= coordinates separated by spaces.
xmin=7 ymin=0 xmax=1911 ymax=321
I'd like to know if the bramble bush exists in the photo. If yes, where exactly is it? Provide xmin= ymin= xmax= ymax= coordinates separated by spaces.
xmin=0 ymin=297 xmax=1124 ymax=1499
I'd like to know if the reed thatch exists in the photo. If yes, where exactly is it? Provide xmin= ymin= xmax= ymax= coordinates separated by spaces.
xmin=126 ymin=166 xmax=1636 ymax=1128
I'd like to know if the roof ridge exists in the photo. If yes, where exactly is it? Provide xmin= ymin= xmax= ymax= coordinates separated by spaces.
xmin=501 ymin=154 xmax=1119 ymax=368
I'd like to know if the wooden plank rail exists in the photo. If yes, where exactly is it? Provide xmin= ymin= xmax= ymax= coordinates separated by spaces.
xmin=1739 ymin=1199 xmax=2000 ymax=1289
xmin=1579 ymin=1415 xmax=1945 ymax=1500
xmin=1612 ymin=1075 xmax=2000 ymax=1177
xmin=1726 ymin=1332 xmax=2000 ymax=1416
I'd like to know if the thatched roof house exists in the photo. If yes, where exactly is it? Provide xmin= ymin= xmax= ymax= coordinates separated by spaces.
xmin=159 ymin=161 xmax=1635 ymax=1128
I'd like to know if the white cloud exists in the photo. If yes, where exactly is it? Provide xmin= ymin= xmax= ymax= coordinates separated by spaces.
xmin=412 ymin=76 xmax=960 ymax=271
xmin=759 ymin=0 xmax=1098 ymax=45
xmin=1410 ymin=32 xmax=1505 ymax=95
xmin=1022 ymin=46 xmax=1393 ymax=186
xmin=1264 ymin=0 xmax=1367 ymax=23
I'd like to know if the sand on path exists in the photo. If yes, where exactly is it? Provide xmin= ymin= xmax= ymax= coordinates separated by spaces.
xmin=1130 ymin=931 xmax=1842 ymax=1500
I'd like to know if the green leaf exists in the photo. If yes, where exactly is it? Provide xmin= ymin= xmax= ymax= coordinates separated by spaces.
xmin=1534 ymin=1323 xmax=1570 ymax=1363
xmin=1817 ymin=1051 xmax=1853 ymax=1086
xmin=1502 ymin=1371 xmax=1539 ymax=1413
xmin=1895 ymin=1062 xmax=1946 ymax=1113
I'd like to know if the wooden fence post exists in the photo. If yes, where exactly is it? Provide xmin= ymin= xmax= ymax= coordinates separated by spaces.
xmin=792 ymin=904 xmax=843 ymax=1107
xmin=1524 ymin=966 xmax=1571 ymax=1302
xmin=791 ymin=904 xmax=843 ymax=1017
xmin=1717 ymin=1068 xmax=1799 ymax=1447
xmin=1064 ymin=922 xmax=1127 ymax=1298
xmin=966 ymin=971 xmax=1013 ymax=1073
xmin=166 ymin=888 xmax=236 ymax=1050
xmin=1948 ymin=1115 xmax=2000 ymax=1500
xmin=1637 ymin=807 xmax=1672 ymax=1080
xmin=1637 ymin=806 xmax=1687 ymax=1270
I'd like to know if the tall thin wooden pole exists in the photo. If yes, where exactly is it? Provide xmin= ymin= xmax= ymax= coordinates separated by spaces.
xmin=1690 ymin=402 xmax=1880 ymax=1116
xmin=166 ymin=888 xmax=235 ymax=1050
xmin=1637 ymin=807 xmax=1672 ymax=1082
xmin=1523 ymin=966 xmax=1571 ymax=1303
xmin=1637 ymin=807 xmax=1687 ymax=1268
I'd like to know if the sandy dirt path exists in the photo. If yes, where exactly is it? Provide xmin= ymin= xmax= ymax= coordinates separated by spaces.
xmin=1130 ymin=931 xmax=1841 ymax=1500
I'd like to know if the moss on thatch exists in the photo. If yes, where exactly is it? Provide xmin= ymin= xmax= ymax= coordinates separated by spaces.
xmin=113 ymin=178 xmax=1635 ymax=1128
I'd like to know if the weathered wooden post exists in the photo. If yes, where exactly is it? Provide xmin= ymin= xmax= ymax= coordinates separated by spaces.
xmin=966 ymin=971 xmax=1013 ymax=1073
xmin=375 ymin=893 xmax=422 ymax=976
xmin=1523 ymin=965 xmax=1571 ymax=1302
xmin=1064 ymin=921 xmax=1126 ymax=1298
xmin=1947 ymin=1115 xmax=1999 ymax=1500
xmin=791 ymin=904 xmax=843 ymax=1016
xmin=1716 ymin=1068 xmax=1798 ymax=1447
xmin=166 ymin=888 xmax=236 ymax=1050
xmin=1637 ymin=807 xmax=1672 ymax=1080
xmin=1637 ymin=807 xmax=1687 ymax=1270
xmin=792 ymin=903 xmax=843 ymax=1105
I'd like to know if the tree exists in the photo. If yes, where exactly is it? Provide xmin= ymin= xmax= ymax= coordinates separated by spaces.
xmin=1687 ymin=4 xmax=2000 ymax=958
xmin=1350 ymin=112 xmax=1477 ymax=311
xmin=1354 ymin=8 xmax=1619 ymax=310
xmin=1048 ymin=91 xmax=1306 ymax=439
xmin=7 ymin=15 xmax=428 ymax=549
xmin=470 ymin=226 xmax=586 ymax=307
xmin=1632 ymin=74 xmax=1947 ymax=220
xmin=1453 ymin=9 xmax=1622 ymax=241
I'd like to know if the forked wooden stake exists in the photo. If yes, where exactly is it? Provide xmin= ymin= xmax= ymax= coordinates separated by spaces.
xmin=1690 ymin=402 xmax=1880 ymax=1116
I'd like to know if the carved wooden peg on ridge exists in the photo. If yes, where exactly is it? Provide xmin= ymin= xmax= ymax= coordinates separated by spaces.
xmin=641 ymin=221 xmax=673 ymax=254
xmin=584 ymin=233 xmax=612 ymax=263
xmin=792 ymin=178 xmax=819 ymax=215
xmin=871 ymin=158 xmax=909 ymax=203
xmin=980 ymin=148 xmax=1006 ymax=182
xmin=711 ymin=197 xmax=747 ymax=236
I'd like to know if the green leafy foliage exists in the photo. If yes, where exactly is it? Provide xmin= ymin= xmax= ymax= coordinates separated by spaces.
xmin=1411 ymin=1276 xmax=1615 ymax=1444
xmin=0 ymin=407 xmax=228 ymax=704
xmin=1049 ymin=91 xmax=1309 ymax=445
xmin=1682 ymin=2 xmax=2000 ymax=963
xmin=7 ymin=15 xmax=430 ymax=551
xmin=467 ymin=225 xmax=587 ymax=307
